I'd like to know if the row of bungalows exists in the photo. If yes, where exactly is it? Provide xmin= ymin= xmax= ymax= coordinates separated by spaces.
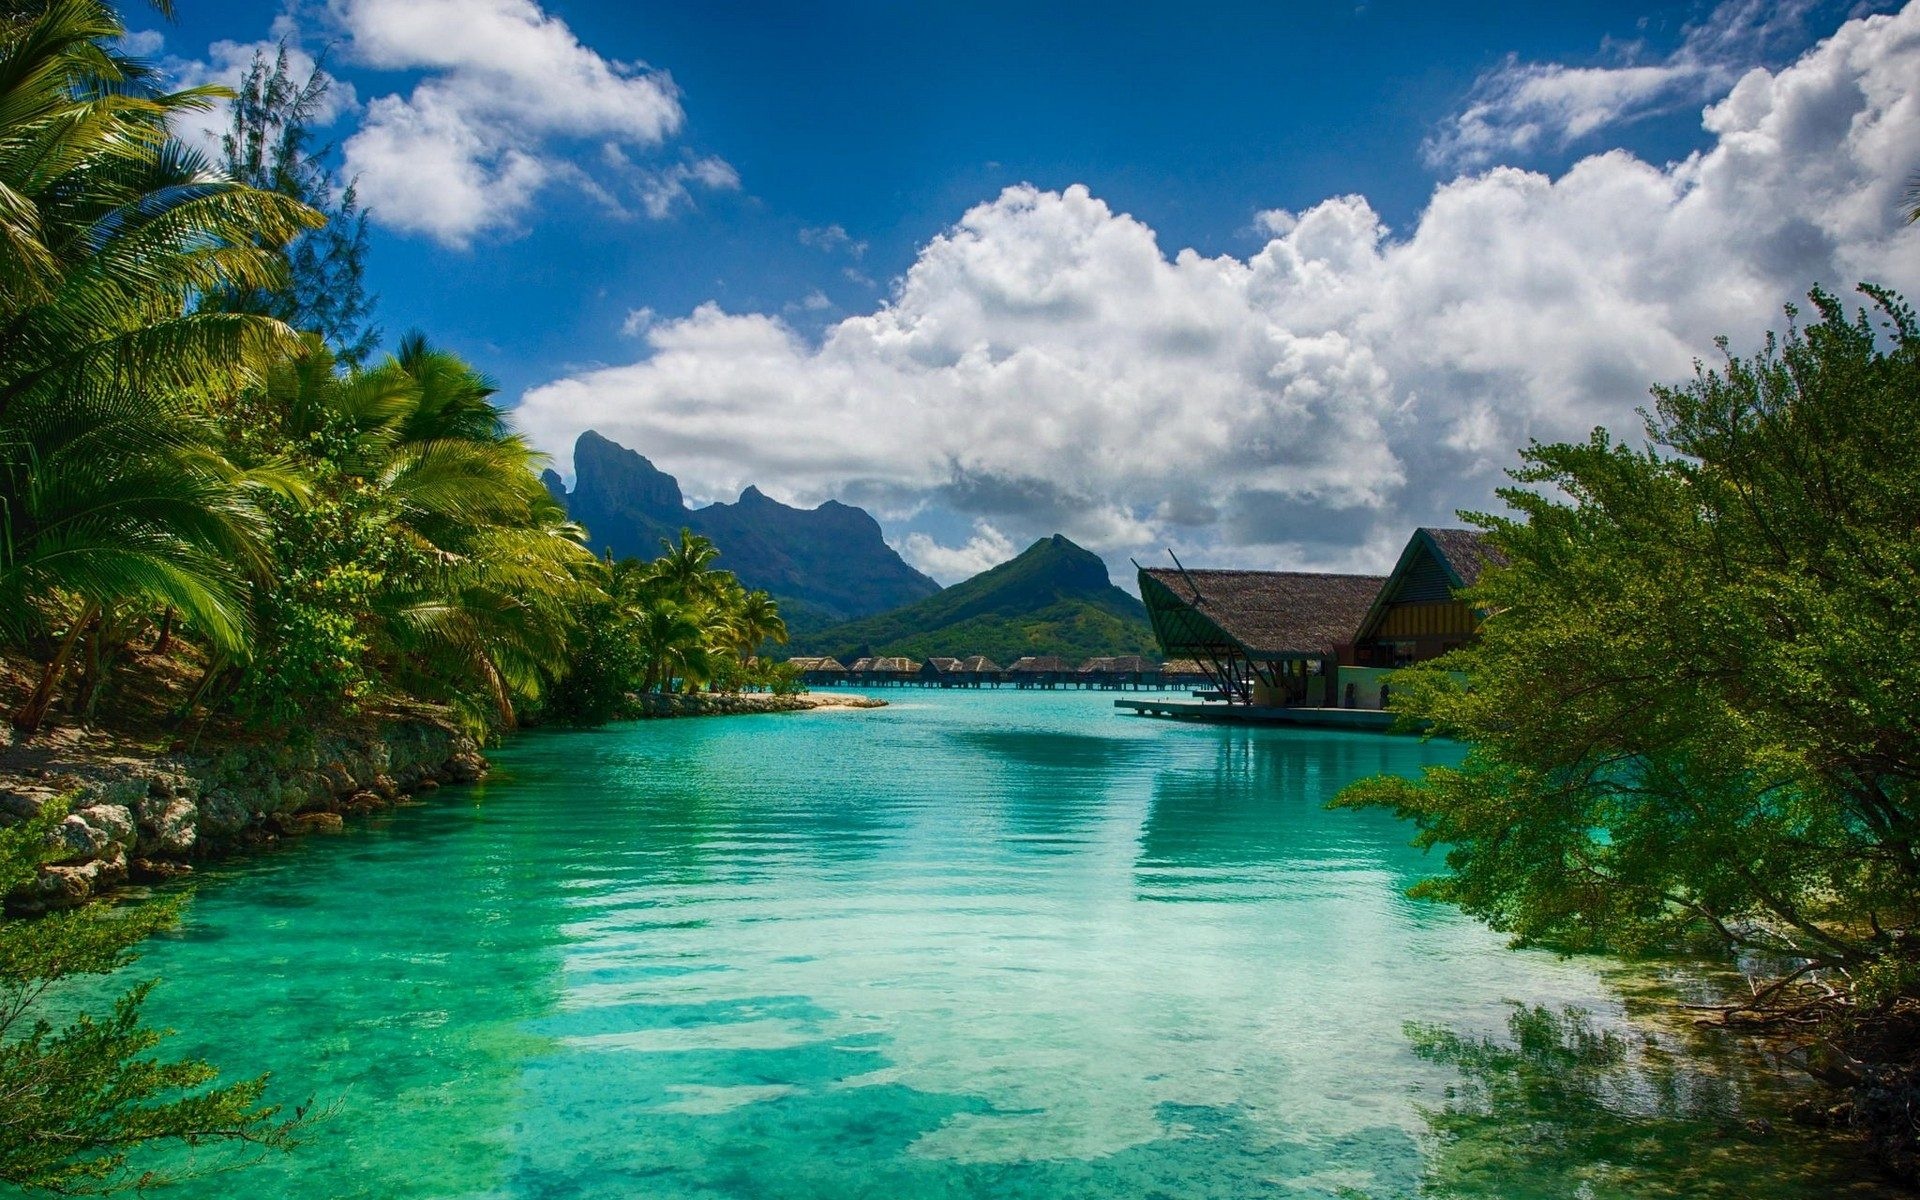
xmin=785 ymin=655 xmax=1216 ymax=689
xmin=1137 ymin=527 xmax=1500 ymax=711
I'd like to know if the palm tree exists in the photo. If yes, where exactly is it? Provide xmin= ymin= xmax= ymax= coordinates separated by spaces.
xmin=730 ymin=590 xmax=789 ymax=657
xmin=0 ymin=0 xmax=318 ymax=733
xmin=651 ymin=529 xmax=722 ymax=600
xmin=633 ymin=597 xmax=707 ymax=694
xmin=229 ymin=336 xmax=598 ymax=730
xmin=1904 ymin=172 xmax=1919 ymax=226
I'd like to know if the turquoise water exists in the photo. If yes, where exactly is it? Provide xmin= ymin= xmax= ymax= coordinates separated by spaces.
xmin=103 ymin=691 xmax=1883 ymax=1198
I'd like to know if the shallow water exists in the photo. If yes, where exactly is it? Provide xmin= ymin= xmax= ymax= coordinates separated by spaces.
xmin=105 ymin=690 xmax=1885 ymax=1197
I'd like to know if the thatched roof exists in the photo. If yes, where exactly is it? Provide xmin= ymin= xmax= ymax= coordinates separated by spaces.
xmin=1140 ymin=567 xmax=1386 ymax=660
xmin=787 ymin=656 xmax=847 ymax=672
xmin=1352 ymin=527 xmax=1506 ymax=642
xmin=1080 ymin=655 xmax=1153 ymax=673
xmin=921 ymin=657 xmax=962 ymax=673
xmin=1160 ymin=658 xmax=1208 ymax=675
xmin=1423 ymin=527 xmax=1503 ymax=589
xmin=1009 ymin=655 xmax=1074 ymax=673
xmin=957 ymin=655 xmax=1003 ymax=673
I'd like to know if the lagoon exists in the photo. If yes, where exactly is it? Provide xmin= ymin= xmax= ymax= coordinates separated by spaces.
xmin=119 ymin=690 xmax=1883 ymax=1198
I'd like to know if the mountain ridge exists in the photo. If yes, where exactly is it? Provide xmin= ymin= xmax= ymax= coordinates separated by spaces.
xmin=546 ymin=430 xmax=941 ymax=630
xmin=785 ymin=534 xmax=1157 ymax=663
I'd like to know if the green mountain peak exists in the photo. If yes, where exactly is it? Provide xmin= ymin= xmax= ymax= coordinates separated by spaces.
xmin=785 ymin=534 xmax=1155 ymax=663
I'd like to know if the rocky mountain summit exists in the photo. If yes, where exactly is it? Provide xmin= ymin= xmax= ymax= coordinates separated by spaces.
xmin=543 ymin=431 xmax=940 ymax=631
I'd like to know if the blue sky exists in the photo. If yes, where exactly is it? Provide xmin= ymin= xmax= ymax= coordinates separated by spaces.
xmin=142 ymin=1 xmax=1920 ymax=580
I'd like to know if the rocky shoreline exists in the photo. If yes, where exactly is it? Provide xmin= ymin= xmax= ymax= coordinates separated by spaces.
xmin=626 ymin=691 xmax=888 ymax=718
xmin=1 ymin=718 xmax=487 ymax=914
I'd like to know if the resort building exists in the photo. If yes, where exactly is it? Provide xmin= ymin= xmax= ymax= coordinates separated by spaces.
xmin=1137 ymin=528 xmax=1499 ymax=711
xmin=1348 ymin=527 xmax=1502 ymax=668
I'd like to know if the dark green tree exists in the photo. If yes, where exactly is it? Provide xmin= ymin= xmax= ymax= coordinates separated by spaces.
xmin=0 ymin=806 xmax=303 ymax=1193
xmin=1337 ymin=286 xmax=1920 ymax=980
xmin=220 ymin=44 xmax=378 ymax=367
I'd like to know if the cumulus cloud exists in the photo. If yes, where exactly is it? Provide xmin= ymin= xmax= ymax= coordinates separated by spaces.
xmin=326 ymin=0 xmax=724 ymax=245
xmin=901 ymin=522 xmax=1019 ymax=582
xmin=1426 ymin=0 xmax=1895 ymax=168
xmin=516 ymin=4 xmax=1920 ymax=575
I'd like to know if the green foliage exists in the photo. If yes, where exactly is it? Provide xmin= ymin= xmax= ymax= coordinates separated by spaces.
xmin=219 ymin=44 xmax=378 ymax=367
xmin=542 ymin=531 xmax=795 ymax=723
xmin=788 ymin=534 xmax=1155 ymax=662
xmin=0 ymin=804 xmax=302 ymax=1193
xmin=0 ymin=0 xmax=320 ymax=733
xmin=216 ymin=337 xmax=599 ymax=734
xmin=1336 ymin=286 xmax=1920 ymax=971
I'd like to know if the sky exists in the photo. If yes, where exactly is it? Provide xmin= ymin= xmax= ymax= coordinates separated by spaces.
xmin=139 ymin=0 xmax=1920 ymax=583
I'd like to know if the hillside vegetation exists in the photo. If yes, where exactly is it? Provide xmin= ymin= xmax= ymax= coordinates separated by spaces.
xmin=786 ymin=535 xmax=1157 ymax=662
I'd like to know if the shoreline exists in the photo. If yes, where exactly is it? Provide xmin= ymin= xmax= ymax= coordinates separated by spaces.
xmin=0 ymin=690 xmax=889 ymax=912
xmin=625 ymin=691 xmax=888 ymax=718
xmin=1 ymin=716 xmax=486 ymax=914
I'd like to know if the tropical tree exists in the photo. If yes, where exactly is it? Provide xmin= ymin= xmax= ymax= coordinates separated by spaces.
xmin=0 ymin=802 xmax=304 ymax=1192
xmin=220 ymin=336 xmax=598 ymax=731
xmin=1336 ymin=286 xmax=1920 ymax=983
xmin=0 ymin=0 xmax=318 ymax=734
xmin=219 ymin=42 xmax=378 ymax=366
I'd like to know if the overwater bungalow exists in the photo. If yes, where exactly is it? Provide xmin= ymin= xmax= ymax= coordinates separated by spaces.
xmin=1132 ymin=528 xmax=1498 ymax=720
xmin=918 ymin=657 xmax=963 ymax=686
xmin=849 ymin=656 xmax=918 ymax=686
xmin=1008 ymin=655 xmax=1074 ymax=689
xmin=787 ymin=656 xmax=849 ymax=685
xmin=1347 ymin=527 xmax=1503 ymax=669
xmin=1138 ymin=568 xmax=1384 ymax=706
xmin=955 ymin=655 xmax=1004 ymax=687
xmin=1078 ymin=656 xmax=1157 ymax=689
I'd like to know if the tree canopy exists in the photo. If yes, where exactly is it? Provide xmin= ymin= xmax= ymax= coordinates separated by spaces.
xmin=1337 ymin=286 xmax=1920 ymax=980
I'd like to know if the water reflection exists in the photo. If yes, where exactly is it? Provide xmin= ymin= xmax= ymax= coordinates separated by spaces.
xmin=1398 ymin=1002 xmax=1894 ymax=1199
xmin=82 ymin=692 xmax=1890 ymax=1199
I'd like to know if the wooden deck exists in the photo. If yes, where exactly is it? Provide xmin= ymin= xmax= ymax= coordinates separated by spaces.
xmin=1114 ymin=698 xmax=1398 ymax=731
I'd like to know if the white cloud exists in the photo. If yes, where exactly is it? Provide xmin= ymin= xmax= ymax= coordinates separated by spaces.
xmin=902 ymin=522 xmax=1019 ymax=583
xmin=515 ymin=4 xmax=1920 ymax=574
xmin=800 ymin=223 xmax=869 ymax=257
xmin=620 ymin=307 xmax=658 ymax=337
xmin=1426 ymin=0 xmax=1892 ymax=168
xmin=119 ymin=28 xmax=166 ymax=56
xmin=327 ymin=0 xmax=716 ymax=245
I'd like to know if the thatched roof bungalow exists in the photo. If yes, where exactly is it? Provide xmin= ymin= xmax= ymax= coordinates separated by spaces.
xmin=1349 ymin=528 xmax=1503 ymax=668
xmin=1138 ymin=567 xmax=1385 ymax=705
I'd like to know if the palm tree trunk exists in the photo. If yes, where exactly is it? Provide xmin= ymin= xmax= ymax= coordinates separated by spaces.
xmin=13 ymin=602 xmax=98 ymax=737
xmin=151 ymin=605 xmax=175 ymax=654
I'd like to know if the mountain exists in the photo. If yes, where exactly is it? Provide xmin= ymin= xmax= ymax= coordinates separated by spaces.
xmin=547 ymin=430 xmax=941 ymax=630
xmin=785 ymin=534 xmax=1157 ymax=663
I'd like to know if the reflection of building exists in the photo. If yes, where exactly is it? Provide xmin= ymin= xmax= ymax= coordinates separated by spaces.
xmin=1136 ymin=528 xmax=1500 ymax=713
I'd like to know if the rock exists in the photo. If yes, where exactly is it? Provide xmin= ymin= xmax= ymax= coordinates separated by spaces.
xmin=53 ymin=813 xmax=111 ymax=862
xmin=76 ymin=803 xmax=136 ymax=852
xmin=32 ymin=853 xmax=128 ymax=909
xmin=444 ymin=751 xmax=486 ymax=783
xmin=1742 ymin=1117 xmax=1774 ymax=1137
xmin=340 ymin=791 xmax=388 ymax=815
xmin=196 ymin=789 xmax=252 ymax=838
xmin=141 ymin=797 xmax=198 ymax=857
xmin=286 ymin=812 xmax=344 ymax=835
xmin=129 ymin=857 xmax=193 ymax=883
